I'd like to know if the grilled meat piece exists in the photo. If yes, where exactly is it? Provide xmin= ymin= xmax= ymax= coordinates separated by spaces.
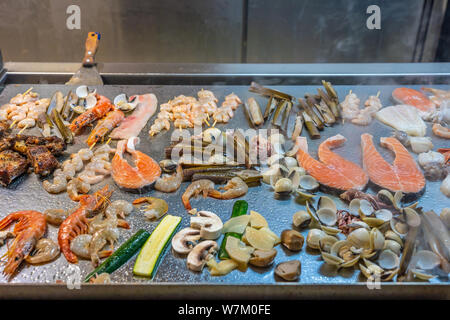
xmin=13 ymin=135 xmax=66 ymax=156
xmin=0 ymin=150 xmax=29 ymax=186
xmin=0 ymin=136 xmax=13 ymax=152
xmin=0 ymin=121 xmax=10 ymax=138
xmin=27 ymin=145 xmax=59 ymax=176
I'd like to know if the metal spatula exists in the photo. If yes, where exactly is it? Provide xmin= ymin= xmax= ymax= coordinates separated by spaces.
xmin=66 ymin=32 xmax=103 ymax=86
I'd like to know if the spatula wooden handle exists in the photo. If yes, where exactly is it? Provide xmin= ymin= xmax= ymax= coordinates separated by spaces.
xmin=82 ymin=32 xmax=101 ymax=67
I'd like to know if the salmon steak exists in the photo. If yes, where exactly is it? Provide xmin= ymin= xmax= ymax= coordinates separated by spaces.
xmin=361 ymin=133 xmax=425 ymax=194
xmin=111 ymin=138 xmax=161 ymax=189
xmin=295 ymin=134 xmax=368 ymax=192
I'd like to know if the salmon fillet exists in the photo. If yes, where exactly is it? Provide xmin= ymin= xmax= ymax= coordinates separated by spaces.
xmin=361 ymin=133 xmax=425 ymax=194
xmin=295 ymin=134 xmax=368 ymax=191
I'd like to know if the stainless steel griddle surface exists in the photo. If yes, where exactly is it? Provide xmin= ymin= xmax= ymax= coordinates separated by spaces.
xmin=0 ymin=83 xmax=448 ymax=297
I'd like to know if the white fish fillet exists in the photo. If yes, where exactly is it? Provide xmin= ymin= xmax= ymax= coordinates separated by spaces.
xmin=110 ymin=94 xmax=157 ymax=139
xmin=375 ymin=105 xmax=427 ymax=136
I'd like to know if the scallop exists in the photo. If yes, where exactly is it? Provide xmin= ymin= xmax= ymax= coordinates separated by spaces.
xmin=413 ymin=250 xmax=441 ymax=270
xmin=298 ymin=175 xmax=319 ymax=191
xmin=76 ymin=85 xmax=89 ymax=98
xmin=317 ymin=207 xmax=337 ymax=226
xmin=377 ymin=250 xmax=400 ymax=270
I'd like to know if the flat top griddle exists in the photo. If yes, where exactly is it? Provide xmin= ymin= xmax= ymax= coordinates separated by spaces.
xmin=0 ymin=81 xmax=448 ymax=299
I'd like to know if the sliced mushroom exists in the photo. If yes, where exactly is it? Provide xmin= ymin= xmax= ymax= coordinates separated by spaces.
xmin=171 ymin=227 xmax=201 ymax=255
xmin=275 ymin=260 xmax=301 ymax=281
xmin=281 ymin=229 xmax=304 ymax=251
xmin=249 ymin=249 xmax=277 ymax=267
xmin=190 ymin=211 xmax=223 ymax=240
xmin=186 ymin=240 xmax=218 ymax=272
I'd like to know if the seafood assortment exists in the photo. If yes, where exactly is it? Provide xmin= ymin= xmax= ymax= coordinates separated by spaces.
xmin=0 ymin=82 xmax=448 ymax=289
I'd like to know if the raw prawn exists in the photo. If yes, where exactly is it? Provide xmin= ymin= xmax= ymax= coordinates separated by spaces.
xmin=208 ymin=177 xmax=248 ymax=200
xmin=432 ymin=123 xmax=450 ymax=139
xmin=154 ymin=165 xmax=183 ymax=193
xmin=25 ymin=238 xmax=60 ymax=264
xmin=67 ymin=177 xmax=91 ymax=201
xmin=0 ymin=210 xmax=46 ymax=276
xmin=106 ymin=200 xmax=133 ymax=219
xmin=182 ymin=179 xmax=215 ymax=210
xmin=111 ymin=138 xmax=161 ymax=189
xmin=58 ymin=185 xmax=112 ymax=263
xmin=69 ymin=95 xmax=114 ymax=134
xmin=86 ymin=109 xmax=124 ymax=146
xmin=44 ymin=209 xmax=69 ymax=225
xmin=89 ymin=227 xmax=119 ymax=266
xmin=43 ymin=174 xmax=68 ymax=194
xmin=70 ymin=234 xmax=112 ymax=260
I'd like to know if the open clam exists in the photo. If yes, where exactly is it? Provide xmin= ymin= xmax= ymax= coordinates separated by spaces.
xmin=317 ymin=207 xmax=337 ymax=226
xmin=377 ymin=249 xmax=400 ymax=270
xmin=369 ymin=228 xmax=385 ymax=251
xmin=318 ymin=235 xmax=338 ymax=253
xmin=273 ymin=178 xmax=293 ymax=197
xmin=318 ymin=196 xmax=337 ymax=213
xmin=384 ymin=230 xmax=403 ymax=246
xmin=321 ymin=240 xmax=361 ymax=268
xmin=76 ymin=85 xmax=89 ymax=98
xmin=413 ymin=250 xmax=440 ymax=270
xmin=306 ymin=229 xmax=327 ymax=250
xmin=347 ymin=228 xmax=370 ymax=249
xmin=403 ymin=207 xmax=421 ymax=228
xmin=383 ymin=240 xmax=402 ymax=256
xmin=114 ymin=93 xmax=138 ymax=111
xmin=390 ymin=217 xmax=408 ymax=238
xmin=288 ymin=167 xmax=306 ymax=189
xmin=298 ymin=175 xmax=319 ymax=192
xmin=293 ymin=210 xmax=311 ymax=229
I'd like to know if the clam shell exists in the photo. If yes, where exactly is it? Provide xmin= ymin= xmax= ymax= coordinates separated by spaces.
xmin=384 ymin=230 xmax=403 ymax=246
xmin=85 ymin=93 xmax=97 ymax=109
xmin=383 ymin=240 xmax=402 ymax=256
xmin=317 ymin=207 xmax=337 ymax=226
xmin=282 ymin=157 xmax=298 ymax=169
xmin=390 ymin=218 xmax=408 ymax=238
xmin=370 ymin=228 xmax=385 ymax=251
xmin=318 ymin=196 xmax=337 ymax=213
xmin=321 ymin=252 xmax=344 ymax=265
xmin=76 ymin=85 xmax=89 ymax=98
xmin=378 ymin=249 xmax=399 ymax=270
xmin=393 ymin=191 xmax=403 ymax=210
xmin=413 ymin=250 xmax=441 ymax=270
xmin=340 ymin=255 xmax=360 ymax=268
xmin=411 ymin=269 xmax=436 ymax=280
xmin=320 ymin=225 xmax=341 ymax=236
xmin=347 ymin=228 xmax=370 ymax=249
xmin=306 ymin=229 xmax=327 ymax=249
xmin=403 ymin=207 xmax=421 ymax=228
xmin=293 ymin=210 xmax=311 ymax=228
xmin=318 ymin=235 xmax=338 ymax=253
xmin=349 ymin=199 xmax=361 ymax=216
xmin=377 ymin=189 xmax=394 ymax=205
xmin=267 ymin=154 xmax=284 ymax=167
xmin=299 ymin=175 xmax=319 ymax=191
xmin=374 ymin=209 xmax=393 ymax=222
xmin=274 ymin=177 xmax=293 ymax=194
xmin=359 ymin=199 xmax=374 ymax=217
xmin=288 ymin=167 xmax=306 ymax=189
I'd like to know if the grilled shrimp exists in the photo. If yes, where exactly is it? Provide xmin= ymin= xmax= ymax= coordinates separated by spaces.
xmin=58 ymin=185 xmax=112 ymax=263
xmin=85 ymin=160 xmax=111 ymax=175
xmin=209 ymin=177 xmax=248 ymax=200
xmin=17 ymin=118 xmax=35 ymax=129
xmin=70 ymin=154 xmax=84 ymax=172
xmin=106 ymin=200 xmax=133 ymax=219
xmin=78 ymin=148 xmax=94 ymax=161
xmin=43 ymin=174 xmax=68 ymax=193
xmin=181 ymin=179 xmax=215 ymax=210
xmin=155 ymin=165 xmax=183 ymax=193
xmin=0 ymin=210 xmax=46 ymax=276
xmin=25 ymin=238 xmax=60 ymax=264
xmin=69 ymin=95 xmax=114 ymax=134
xmin=44 ymin=209 xmax=69 ymax=225
xmin=67 ymin=177 xmax=91 ymax=201
xmin=89 ymin=227 xmax=119 ymax=266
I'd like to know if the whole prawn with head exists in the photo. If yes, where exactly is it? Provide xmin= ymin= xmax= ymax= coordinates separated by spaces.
xmin=0 ymin=210 xmax=47 ymax=276
xmin=58 ymin=185 xmax=112 ymax=263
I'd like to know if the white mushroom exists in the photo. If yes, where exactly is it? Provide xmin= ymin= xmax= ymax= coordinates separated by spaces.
xmin=186 ymin=240 xmax=218 ymax=272
xmin=190 ymin=211 xmax=223 ymax=240
xmin=171 ymin=227 xmax=201 ymax=255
